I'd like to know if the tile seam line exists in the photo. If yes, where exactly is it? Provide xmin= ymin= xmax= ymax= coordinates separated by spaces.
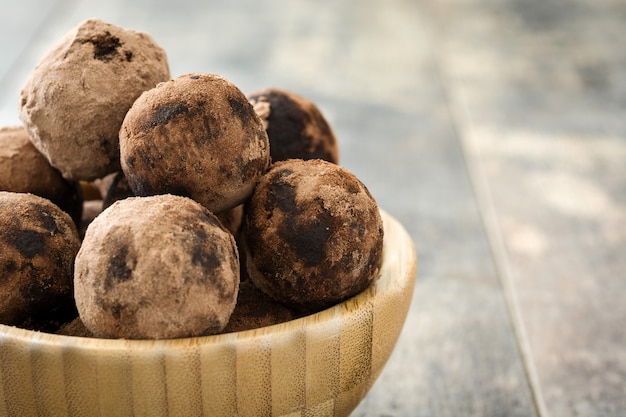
xmin=430 ymin=40 xmax=549 ymax=417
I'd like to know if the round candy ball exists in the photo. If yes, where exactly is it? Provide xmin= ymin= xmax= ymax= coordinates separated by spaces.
xmin=74 ymin=194 xmax=240 ymax=339
xmin=247 ymin=88 xmax=339 ymax=164
xmin=0 ymin=191 xmax=81 ymax=331
xmin=120 ymin=73 xmax=271 ymax=214
xmin=0 ymin=125 xmax=83 ymax=226
xmin=242 ymin=159 xmax=383 ymax=312
xmin=19 ymin=19 xmax=171 ymax=181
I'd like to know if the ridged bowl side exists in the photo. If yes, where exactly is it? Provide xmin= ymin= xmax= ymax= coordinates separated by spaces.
xmin=0 ymin=210 xmax=417 ymax=417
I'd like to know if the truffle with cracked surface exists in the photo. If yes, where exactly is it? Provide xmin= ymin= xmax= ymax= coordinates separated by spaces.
xmin=120 ymin=73 xmax=270 ymax=214
xmin=19 ymin=19 xmax=170 ymax=181
xmin=0 ymin=125 xmax=83 ymax=226
xmin=242 ymin=159 xmax=383 ymax=312
xmin=248 ymin=88 xmax=339 ymax=163
xmin=0 ymin=191 xmax=81 ymax=332
xmin=74 ymin=194 xmax=240 ymax=339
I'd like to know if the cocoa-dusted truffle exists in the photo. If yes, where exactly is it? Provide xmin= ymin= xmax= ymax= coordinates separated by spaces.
xmin=0 ymin=191 xmax=81 ymax=332
xmin=0 ymin=126 xmax=83 ymax=226
xmin=247 ymin=88 xmax=339 ymax=163
xmin=120 ymin=73 xmax=270 ymax=214
xmin=74 ymin=194 xmax=240 ymax=339
xmin=222 ymin=280 xmax=298 ymax=334
xmin=19 ymin=19 xmax=170 ymax=181
xmin=243 ymin=159 xmax=383 ymax=312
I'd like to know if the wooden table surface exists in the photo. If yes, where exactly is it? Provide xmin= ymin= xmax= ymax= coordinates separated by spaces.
xmin=1 ymin=1 xmax=625 ymax=416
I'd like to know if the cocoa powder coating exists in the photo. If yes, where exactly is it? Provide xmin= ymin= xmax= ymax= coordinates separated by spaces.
xmin=243 ymin=159 xmax=383 ymax=312
xmin=74 ymin=194 xmax=240 ymax=339
xmin=120 ymin=73 xmax=271 ymax=214
xmin=0 ymin=192 xmax=81 ymax=331
xmin=248 ymin=88 xmax=339 ymax=164
xmin=19 ymin=19 xmax=170 ymax=181
xmin=0 ymin=126 xmax=83 ymax=226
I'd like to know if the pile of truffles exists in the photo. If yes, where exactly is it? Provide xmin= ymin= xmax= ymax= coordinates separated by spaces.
xmin=0 ymin=19 xmax=384 ymax=339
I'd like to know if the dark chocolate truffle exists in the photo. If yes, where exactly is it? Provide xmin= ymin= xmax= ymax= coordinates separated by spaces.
xmin=74 ymin=194 xmax=240 ymax=339
xmin=120 ymin=73 xmax=271 ymax=214
xmin=221 ymin=279 xmax=298 ymax=333
xmin=0 ymin=125 xmax=83 ymax=226
xmin=0 ymin=191 xmax=81 ymax=331
xmin=242 ymin=159 xmax=383 ymax=312
xmin=19 ymin=19 xmax=171 ymax=181
xmin=247 ymin=88 xmax=339 ymax=163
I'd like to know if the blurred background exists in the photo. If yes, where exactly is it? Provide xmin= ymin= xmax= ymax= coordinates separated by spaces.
xmin=1 ymin=0 xmax=625 ymax=416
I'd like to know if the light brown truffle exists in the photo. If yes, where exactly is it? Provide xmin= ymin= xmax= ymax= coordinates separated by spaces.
xmin=74 ymin=194 xmax=240 ymax=339
xmin=19 ymin=18 xmax=171 ymax=181
xmin=120 ymin=73 xmax=270 ymax=214
xmin=0 ymin=191 xmax=81 ymax=332
xmin=247 ymin=88 xmax=339 ymax=163
xmin=242 ymin=159 xmax=383 ymax=312
xmin=221 ymin=280 xmax=298 ymax=334
xmin=0 ymin=125 xmax=83 ymax=226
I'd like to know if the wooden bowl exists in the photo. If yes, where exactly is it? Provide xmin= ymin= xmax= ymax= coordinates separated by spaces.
xmin=0 ymin=210 xmax=416 ymax=417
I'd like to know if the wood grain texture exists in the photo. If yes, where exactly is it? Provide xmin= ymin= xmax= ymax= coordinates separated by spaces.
xmin=435 ymin=0 xmax=626 ymax=415
xmin=0 ymin=211 xmax=416 ymax=417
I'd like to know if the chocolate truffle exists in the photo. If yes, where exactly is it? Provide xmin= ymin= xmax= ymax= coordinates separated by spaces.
xmin=247 ymin=88 xmax=339 ymax=163
xmin=242 ymin=159 xmax=383 ymax=312
xmin=74 ymin=194 xmax=240 ymax=339
xmin=0 ymin=126 xmax=83 ymax=226
xmin=120 ymin=73 xmax=270 ymax=214
xmin=19 ymin=19 xmax=171 ymax=181
xmin=0 ymin=191 xmax=81 ymax=331
xmin=221 ymin=279 xmax=298 ymax=334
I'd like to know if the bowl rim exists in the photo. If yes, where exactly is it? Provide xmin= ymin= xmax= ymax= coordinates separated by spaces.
xmin=0 ymin=209 xmax=416 ymax=352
